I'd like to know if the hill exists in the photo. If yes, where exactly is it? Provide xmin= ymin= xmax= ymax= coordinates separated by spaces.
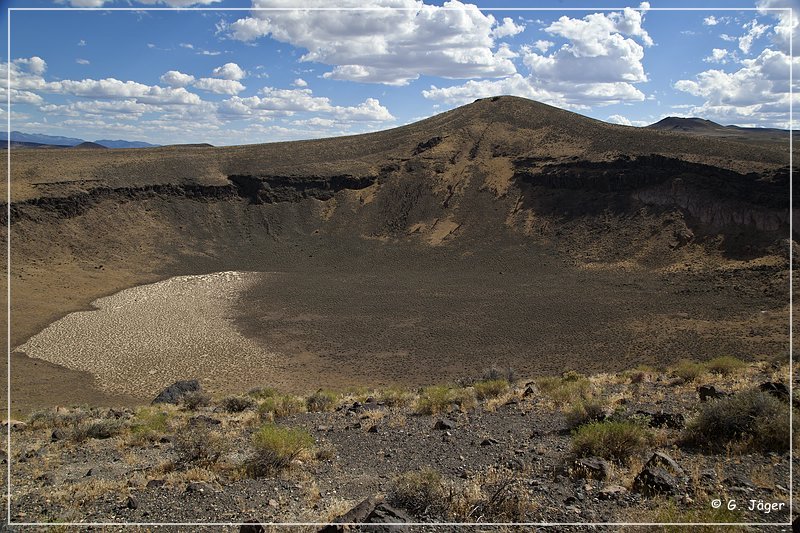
xmin=647 ymin=116 xmax=791 ymax=144
xmin=71 ymin=141 xmax=107 ymax=150
xmin=3 ymin=95 xmax=793 ymax=415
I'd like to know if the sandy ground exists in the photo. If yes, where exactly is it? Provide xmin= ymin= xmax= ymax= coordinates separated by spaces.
xmin=15 ymin=271 xmax=279 ymax=399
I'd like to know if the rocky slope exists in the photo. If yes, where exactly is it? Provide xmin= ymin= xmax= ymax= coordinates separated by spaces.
xmin=3 ymin=359 xmax=796 ymax=530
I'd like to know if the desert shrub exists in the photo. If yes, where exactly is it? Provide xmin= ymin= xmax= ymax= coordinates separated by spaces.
xmin=181 ymin=391 xmax=211 ymax=411
xmin=246 ymin=424 xmax=315 ymax=477
xmin=704 ymin=356 xmax=746 ymax=376
xmin=378 ymin=387 xmax=416 ymax=408
xmin=415 ymin=385 xmax=453 ymax=415
xmin=671 ymin=360 xmax=705 ymax=382
xmin=389 ymin=468 xmax=449 ymax=517
xmin=220 ymin=395 xmax=256 ymax=413
xmin=173 ymin=426 xmax=225 ymax=466
xmin=685 ymin=389 xmax=791 ymax=452
xmin=452 ymin=388 xmax=477 ymax=412
xmin=571 ymin=420 xmax=650 ymax=463
xmin=82 ymin=420 xmax=122 ymax=440
xmin=28 ymin=407 xmax=92 ymax=431
xmin=465 ymin=476 xmax=533 ymax=522
xmin=258 ymin=395 xmax=306 ymax=420
xmin=306 ymin=390 xmax=338 ymax=412
xmin=473 ymin=379 xmax=509 ymax=401
xmin=564 ymin=399 xmax=609 ymax=429
xmin=536 ymin=374 xmax=592 ymax=407
xmin=482 ymin=366 xmax=516 ymax=384
xmin=248 ymin=387 xmax=279 ymax=400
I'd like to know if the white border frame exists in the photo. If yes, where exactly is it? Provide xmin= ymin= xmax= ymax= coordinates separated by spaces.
xmin=4 ymin=4 xmax=794 ymax=528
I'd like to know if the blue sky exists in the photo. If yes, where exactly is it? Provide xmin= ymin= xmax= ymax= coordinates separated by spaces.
xmin=1 ymin=0 xmax=797 ymax=145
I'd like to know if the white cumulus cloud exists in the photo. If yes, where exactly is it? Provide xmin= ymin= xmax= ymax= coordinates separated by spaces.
xmin=212 ymin=62 xmax=246 ymax=81
xmin=425 ymin=7 xmax=651 ymax=109
xmin=193 ymin=78 xmax=246 ymax=95
xmin=674 ymin=47 xmax=798 ymax=127
xmin=703 ymin=48 xmax=730 ymax=64
xmin=160 ymin=70 xmax=196 ymax=87
xmin=223 ymin=0 xmax=521 ymax=86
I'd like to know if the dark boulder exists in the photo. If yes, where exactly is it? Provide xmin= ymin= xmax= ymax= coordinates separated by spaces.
xmin=636 ymin=410 xmax=685 ymax=429
xmin=571 ymin=457 xmax=609 ymax=480
xmin=633 ymin=465 xmax=678 ymax=496
xmin=434 ymin=418 xmax=456 ymax=430
xmin=240 ymin=520 xmax=265 ymax=533
xmin=152 ymin=380 xmax=201 ymax=404
xmin=363 ymin=503 xmax=412 ymax=532
xmin=758 ymin=382 xmax=789 ymax=402
xmin=697 ymin=385 xmax=726 ymax=402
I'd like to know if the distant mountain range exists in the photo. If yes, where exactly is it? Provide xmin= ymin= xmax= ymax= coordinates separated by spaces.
xmin=0 ymin=131 xmax=159 ymax=149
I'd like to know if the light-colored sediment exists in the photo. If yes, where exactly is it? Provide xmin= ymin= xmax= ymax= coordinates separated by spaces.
xmin=15 ymin=271 xmax=277 ymax=399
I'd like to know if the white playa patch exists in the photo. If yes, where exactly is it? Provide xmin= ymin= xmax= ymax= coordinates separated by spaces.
xmin=16 ymin=271 xmax=277 ymax=399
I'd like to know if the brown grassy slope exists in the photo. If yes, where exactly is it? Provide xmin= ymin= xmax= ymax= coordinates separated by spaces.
xmin=5 ymin=96 xmax=789 ymax=203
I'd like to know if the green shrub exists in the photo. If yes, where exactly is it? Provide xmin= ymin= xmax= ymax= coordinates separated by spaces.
xmin=415 ymin=385 xmax=454 ymax=415
xmin=389 ymin=468 xmax=448 ymax=517
xmin=306 ymin=390 xmax=338 ymax=412
xmin=704 ymin=356 xmax=746 ymax=376
xmin=220 ymin=395 xmax=256 ymax=413
xmin=378 ymin=387 xmax=416 ymax=408
xmin=536 ymin=374 xmax=592 ymax=407
xmin=685 ymin=389 xmax=791 ymax=452
xmin=671 ymin=360 xmax=705 ymax=382
xmin=246 ymin=424 xmax=315 ymax=477
xmin=129 ymin=408 xmax=170 ymax=443
xmin=571 ymin=420 xmax=650 ymax=463
xmin=473 ymin=379 xmax=509 ymax=401
xmin=258 ymin=395 xmax=306 ymax=420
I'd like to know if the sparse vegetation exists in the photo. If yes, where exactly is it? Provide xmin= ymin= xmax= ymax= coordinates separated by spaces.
xmin=258 ymin=394 xmax=306 ymax=420
xmin=536 ymin=372 xmax=593 ymax=407
xmin=473 ymin=379 xmax=509 ymax=400
xmin=704 ymin=356 xmax=746 ymax=376
xmin=571 ymin=420 xmax=651 ymax=463
xmin=378 ymin=387 xmax=416 ymax=408
xmin=564 ymin=399 xmax=609 ymax=429
xmin=671 ymin=360 xmax=705 ymax=382
xmin=415 ymin=385 xmax=453 ymax=415
xmin=220 ymin=395 xmax=256 ymax=413
xmin=389 ymin=468 xmax=449 ymax=517
xmin=685 ymin=389 xmax=791 ymax=452
xmin=181 ymin=390 xmax=211 ymax=411
xmin=246 ymin=424 xmax=315 ymax=477
xmin=172 ymin=426 xmax=226 ymax=466
xmin=128 ymin=407 xmax=171 ymax=444
xmin=10 ymin=359 xmax=793 ymax=525
xmin=306 ymin=389 xmax=338 ymax=412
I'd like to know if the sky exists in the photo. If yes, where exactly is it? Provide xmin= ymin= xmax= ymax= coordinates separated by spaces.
xmin=0 ymin=0 xmax=797 ymax=146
